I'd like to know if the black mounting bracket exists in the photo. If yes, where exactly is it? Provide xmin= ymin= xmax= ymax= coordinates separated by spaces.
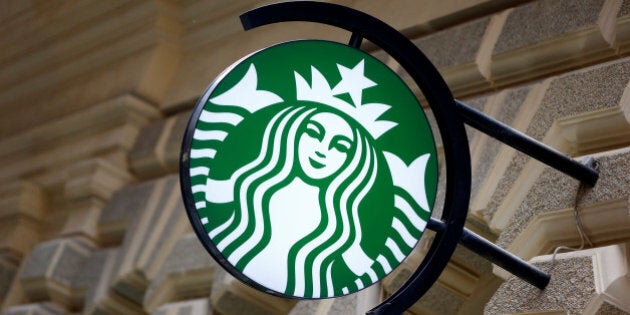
xmin=239 ymin=2 xmax=599 ymax=314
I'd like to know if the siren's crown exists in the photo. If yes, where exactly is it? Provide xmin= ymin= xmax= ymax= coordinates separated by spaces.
xmin=294 ymin=60 xmax=396 ymax=140
xmin=209 ymin=59 xmax=397 ymax=140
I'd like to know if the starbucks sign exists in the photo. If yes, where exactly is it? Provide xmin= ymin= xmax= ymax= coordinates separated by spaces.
xmin=181 ymin=40 xmax=438 ymax=298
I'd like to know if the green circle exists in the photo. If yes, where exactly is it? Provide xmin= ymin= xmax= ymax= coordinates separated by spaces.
xmin=187 ymin=40 xmax=437 ymax=298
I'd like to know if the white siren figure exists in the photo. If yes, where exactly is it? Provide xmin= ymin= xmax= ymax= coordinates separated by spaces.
xmin=194 ymin=61 xmax=431 ymax=298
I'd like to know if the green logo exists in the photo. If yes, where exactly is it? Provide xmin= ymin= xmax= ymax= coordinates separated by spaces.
xmin=187 ymin=40 xmax=437 ymax=298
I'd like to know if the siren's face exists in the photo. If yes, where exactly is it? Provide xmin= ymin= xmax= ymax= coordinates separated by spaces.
xmin=298 ymin=112 xmax=354 ymax=180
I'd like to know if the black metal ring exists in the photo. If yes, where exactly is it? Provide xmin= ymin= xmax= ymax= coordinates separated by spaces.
xmin=240 ymin=2 xmax=471 ymax=314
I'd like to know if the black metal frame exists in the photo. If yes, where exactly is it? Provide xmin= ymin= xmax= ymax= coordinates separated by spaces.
xmin=180 ymin=1 xmax=599 ymax=314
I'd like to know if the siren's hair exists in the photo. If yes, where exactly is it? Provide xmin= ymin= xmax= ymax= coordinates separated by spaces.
xmin=214 ymin=106 xmax=310 ymax=261
xmin=295 ymin=131 xmax=378 ymax=297
xmin=215 ymin=105 xmax=378 ymax=297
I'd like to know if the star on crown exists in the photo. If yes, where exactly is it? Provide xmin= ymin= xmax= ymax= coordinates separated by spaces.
xmin=294 ymin=59 xmax=397 ymax=139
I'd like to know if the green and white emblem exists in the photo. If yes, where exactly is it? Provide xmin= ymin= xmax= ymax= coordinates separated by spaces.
xmin=184 ymin=40 xmax=438 ymax=298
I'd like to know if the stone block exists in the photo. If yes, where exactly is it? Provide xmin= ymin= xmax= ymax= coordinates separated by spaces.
xmin=461 ymin=94 xmax=490 ymax=152
xmin=461 ymin=84 xmax=545 ymax=223
xmin=413 ymin=16 xmax=492 ymax=96
xmin=151 ymin=298 xmax=210 ymax=315
xmin=210 ymin=269 xmax=295 ymax=315
xmin=129 ymin=119 xmax=168 ymax=179
xmin=491 ymin=0 xmax=617 ymax=87
xmin=476 ymin=78 xmax=549 ymax=224
xmin=483 ymin=151 xmax=530 ymax=226
xmin=486 ymin=244 xmax=630 ymax=314
xmin=486 ymin=58 xmax=630 ymax=230
xmin=327 ymin=294 xmax=358 ymax=314
xmin=526 ymin=58 xmax=630 ymax=142
xmin=288 ymin=300 xmax=320 ymax=315
xmin=100 ymin=175 xmax=189 ymax=307
xmin=163 ymin=111 xmax=192 ymax=172
xmin=415 ymin=18 xmax=489 ymax=70
xmin=0 ymin=182 xmax=45 ymax=221
xmin=469 ymin=85 xmax=532 ymax=216
xmin=98 ymin=179 xmax=157 ymax=246
xmin=595 ymin=302 xmax=630 ymax=314
xmin=129 ymin=110 xmax=190 ymax=179
xmin=144 ymin=233 xmax=216 ymax=312
xmin=19 ymin=237 xmax=93 ymax=310
xmin=287 ymin=284 xmax=379 ymax=315
xmin=19 ymin=242 xmax=58 ymax=282
xmin=0 ymin=95 xmax=159 ymax=185
xmin=494 ymin=0 xmax=605 ymax=54
xmin=463 ymin=94 xmax=492 ymax=143
xmin=0 ymin=252 xmax=21 ymax=304
xmin=616 ymin=0 xmax=630 ymax=55
xmin=410 ymin=285 xmax=463 ymax=315
xmin=63 ymin=159 xmax=132 ymax=202
xmin=497 ymin=147 xmax=630 ymax=260
xmin=487 ymin=256 xmax=595 ymax=314
xmin=410 ymin=245 xmax=501 ymax=315
xmin=61 ymin=158 xmax=133 ymax=240
xmin=74 ymin=248 xmax=119 ymax=309
xmin=0 ymin=182 xmax=46 ymax=256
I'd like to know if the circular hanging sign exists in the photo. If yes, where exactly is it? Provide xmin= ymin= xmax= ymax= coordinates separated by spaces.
xmin=181 ymin=40 xmax=438 ymax=299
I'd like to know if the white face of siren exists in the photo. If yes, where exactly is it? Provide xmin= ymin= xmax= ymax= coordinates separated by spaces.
xmin=298 ymin=113 xmax=354 ymax=180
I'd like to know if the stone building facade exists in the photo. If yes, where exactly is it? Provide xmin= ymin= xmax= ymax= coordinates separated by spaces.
xmin=1 ymin=0 xmax=629 ymax=314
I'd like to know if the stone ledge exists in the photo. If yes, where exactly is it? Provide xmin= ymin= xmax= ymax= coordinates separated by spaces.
xmin=0 ymin=1 xmax=182 ymax=136
xmin=129 ymin=111 xmax=190 ymax=180
xmin=497 ymin=147 xmax=630 ymax=256
xmin=486 ymin=58 xmax=630 ymax=229
xmin=490 ymin=0 xmax=618 ymax=87
xmin=486 ymin=243 xmax=630 ymax=314
xmin=162 ymin=0 xmax=527 ymax=111
xmin=0 ymin=94 xmax=160 ymax=185
xmin=102 ymin=175 xmax=189 ymax=307
xmin=412 ymin=16 xmax=493 ymax=97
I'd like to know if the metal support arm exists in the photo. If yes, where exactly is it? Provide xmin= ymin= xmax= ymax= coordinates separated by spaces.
xmin=428 ymin=218 xmax=550 ymax=290
xmin=455 ymin=99 xmax=599 ymax=187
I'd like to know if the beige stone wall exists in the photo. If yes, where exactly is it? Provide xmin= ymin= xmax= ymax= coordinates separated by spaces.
xmin=1 ymin=0 xmax=629 ymax=314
